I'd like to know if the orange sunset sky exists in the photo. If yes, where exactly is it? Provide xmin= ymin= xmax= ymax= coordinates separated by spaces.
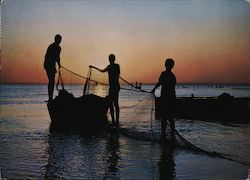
xmin=1 ymin=0 xmax=250 ymax=84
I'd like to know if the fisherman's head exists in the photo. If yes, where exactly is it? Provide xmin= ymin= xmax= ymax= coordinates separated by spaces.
xmin=165 ymin=58 xmax=175 ymax=70
xmin=54 ymin=34 xmax=62 ymax=45
xmin=109 ymin=54 xmax=116 ymax=64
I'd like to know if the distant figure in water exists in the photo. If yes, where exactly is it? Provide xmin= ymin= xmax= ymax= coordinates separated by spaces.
xmin=151 ymin=58 xmax=176 ymax=139
xmin=44 ymin=34 xmax=62 ymax=101
xmin=90 ymin=54 xmax=120 ymax=126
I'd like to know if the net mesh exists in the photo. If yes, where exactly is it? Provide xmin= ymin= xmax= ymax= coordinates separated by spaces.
xmin=57 ymin=66 xmax=250 ymax=166
xmin=58 ymin=66 xmax=169 ymax=141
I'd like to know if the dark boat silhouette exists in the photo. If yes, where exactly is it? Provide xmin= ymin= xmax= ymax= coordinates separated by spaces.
xmin=155 ymin=93 xmax=250 ymax=122
xmin=47 ymin=90 xmax=110 ymax=131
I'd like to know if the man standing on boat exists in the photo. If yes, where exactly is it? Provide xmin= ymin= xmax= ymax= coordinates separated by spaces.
xmin=90 ymin=54 xmax=120 ymax=126
xmin=44 ymin=34 xmax=62 ymax=102
xmin=151 ymin=58 xmax=176 ymax=139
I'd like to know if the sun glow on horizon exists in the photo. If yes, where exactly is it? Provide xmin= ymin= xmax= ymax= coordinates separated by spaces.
xmin=1 ymin=0 xmax=250 ymax=84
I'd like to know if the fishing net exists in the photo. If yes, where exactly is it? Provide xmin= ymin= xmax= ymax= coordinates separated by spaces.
xmin=57 ymin=66 xmax=169 ymax=141
xmin=56 ymin=66 xmax=250 ymax=166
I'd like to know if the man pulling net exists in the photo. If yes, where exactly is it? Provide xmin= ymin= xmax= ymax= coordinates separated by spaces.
xmin=89 ymin=54 xmax=120 ymax=127
xmin=151 ymin=58 xmax=176 ymax=140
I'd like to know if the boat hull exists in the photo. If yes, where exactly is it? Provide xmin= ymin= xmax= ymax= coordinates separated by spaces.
xmin=155 ymin=96 xmax=250 ymax=122
xmin=47 ymin=90 xmax=110 ymax=131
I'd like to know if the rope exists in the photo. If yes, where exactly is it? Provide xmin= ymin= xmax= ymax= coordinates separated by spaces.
xmin=165 ymin=121 xmax=250 ymax=166
xmin=61 ymin=65 xmax=109 ymax=86
xmin=60 ymin=65 xmax=152 ymax=94
xmin=120 ymin=95 xmax=152 ymax=109
xmin=150 ymin=95 xmax=156 ymax=140
xmin=56 ymin=68 xmax=64 ymax=91
xmin=87 ymin=68 xmax=92 ymax=94
xmin=83 ymin=67 xmax=92 ymax=95
xmin=119 ymin=76 xmax=151 ymax=94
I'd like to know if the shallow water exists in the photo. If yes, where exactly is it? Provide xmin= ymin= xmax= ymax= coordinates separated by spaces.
xmin=0 ymin=84 xmax=250 ymax=179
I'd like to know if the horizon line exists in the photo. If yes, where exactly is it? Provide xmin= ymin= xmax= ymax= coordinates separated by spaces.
xmin=1 ymin=82 xmax=250 ymax=86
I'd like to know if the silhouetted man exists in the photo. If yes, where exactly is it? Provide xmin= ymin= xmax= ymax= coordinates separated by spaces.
xmin=151 ymin=58 xmax=176 ymax=139
xmin=90 ymin=54 xmax=120 ymax=126
xmin=44 ymin=34 xmax=62 ymax=101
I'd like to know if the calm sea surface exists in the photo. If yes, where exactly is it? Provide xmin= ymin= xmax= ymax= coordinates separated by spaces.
xmin=0 ymin=84 xmax=250 ymax=179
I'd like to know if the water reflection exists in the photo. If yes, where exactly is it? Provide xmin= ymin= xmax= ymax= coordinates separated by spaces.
xmin=158 ymin=141 xmax=176 ymax=180
xmin=44 ymin=132 xmax=68 ymax=179
xmin=103 ymin=129 xmax=120 ymax=179
xmin=90 ymin=85 xmax=109 ymax=97
xmin=44 ymin=128 xmax=121 ymax=179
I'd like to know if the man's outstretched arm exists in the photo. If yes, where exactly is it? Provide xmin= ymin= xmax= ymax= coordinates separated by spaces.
xmin=89 ymin=65 xmax=108 ymax=72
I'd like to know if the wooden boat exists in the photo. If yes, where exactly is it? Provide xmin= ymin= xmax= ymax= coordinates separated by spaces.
xmin=155 ymin=93 xmax=250 ymax=122
xmin=47 ymin=90 xmax=110 ymax=131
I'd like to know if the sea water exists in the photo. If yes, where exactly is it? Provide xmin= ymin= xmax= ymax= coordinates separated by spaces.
xmin=0 ymin=84 xmax=249 ymax=179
